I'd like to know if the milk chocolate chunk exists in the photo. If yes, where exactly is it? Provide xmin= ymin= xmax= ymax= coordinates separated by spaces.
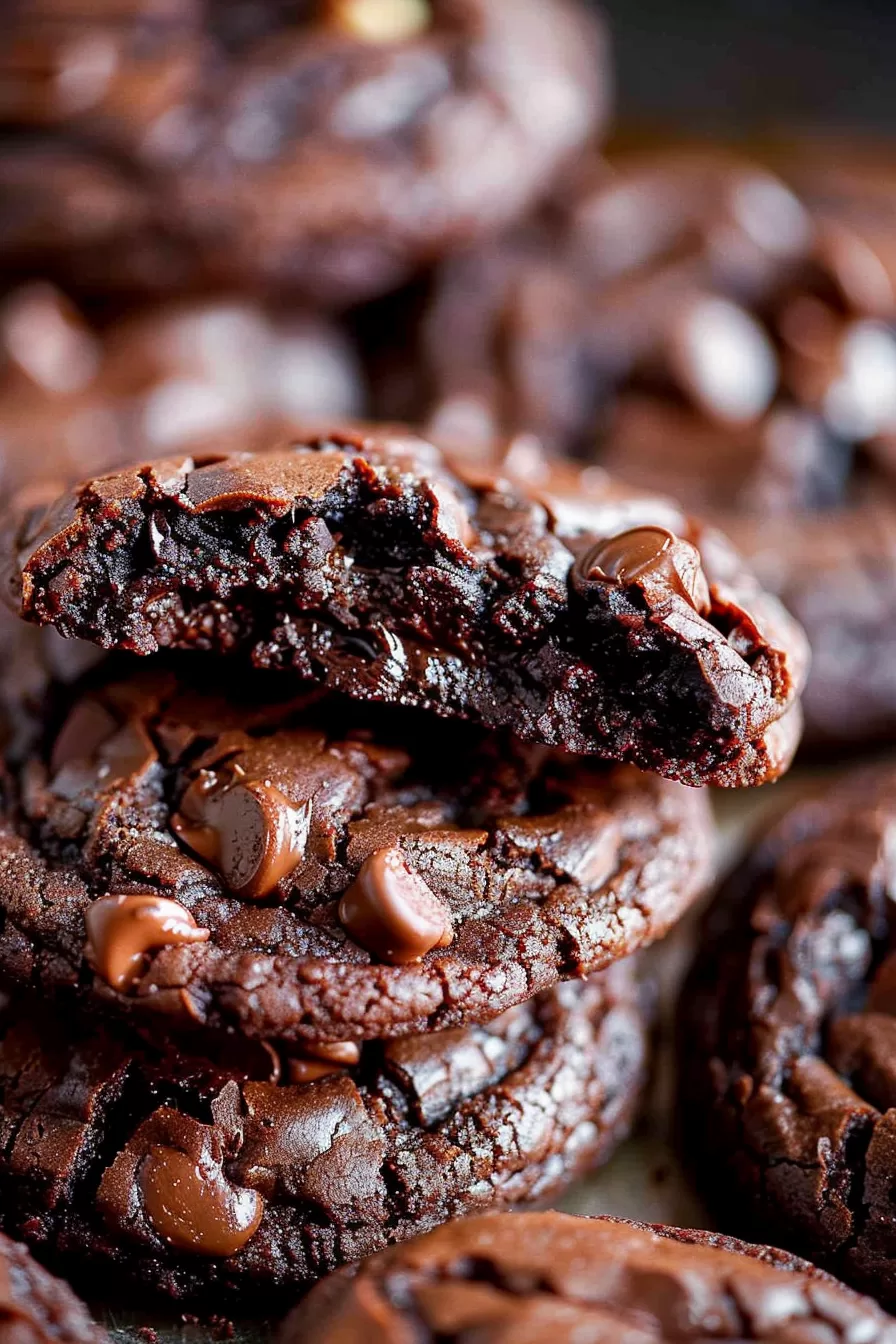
xmin=85 ymin=894 xmax=209 ymax=992
xmin=282 ymin=1213 xmax=896 ymax=1343
xmin=0 ymin=658 xmax=711 ymax=1043
xmin=288 ymin=1040 xmax=362 ymax=1083
xmin=140 ymin=1144 xmax=264 ymax=1258
xmin=682 ymin=764 xmax=896 ymax=1309
xmin=575 ymin=525 xmax=712 ymax=613
xmin=0 ymin=967 xmax=648 ymax=1299
xmin=172 ymin=772 xmax=312 ymax=900
xmin=2 ymin=429 xmax=808 ymax=788
xmin=339 ymin=847 xmax=453 ymax=964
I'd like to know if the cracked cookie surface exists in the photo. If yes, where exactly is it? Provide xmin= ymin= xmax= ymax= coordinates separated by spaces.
xmin=282 ymin=1211 xmax=896 ymax=1342
xmin=682 ymin=764 xmax=896 ymax=1307
xmin=0 ymin=967 xmax=646 ymax=1300
xmin=2 ymin=426 xmax=808 ymax=786
xmin=0 ymin=656 xmax=710 ymax=1042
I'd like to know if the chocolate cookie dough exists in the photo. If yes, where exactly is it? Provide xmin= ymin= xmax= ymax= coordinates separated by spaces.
xmin=0 ymin=0 xmax=606 ymax=306
xmin=0 ymin=658 xmax=710 ymax=1042
xmin=682 ymin=764 xmax=896 ymax=1308
xmin=394 ymin=143 xmax=896 ymax=748
xmin=281 ymin=1211 xmax=896 ymax=1342
xmin=0 ymin=966 xmax=647 ymax=1300
xmin=2 ymin=427 xmax=808 ymax=787
xmin=0 ymin=1231 xmax=106 ymax=1344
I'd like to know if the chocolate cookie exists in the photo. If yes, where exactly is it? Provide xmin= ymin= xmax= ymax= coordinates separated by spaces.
xmin=0 ymin=0 xmax=606 ymax=306
xmin=0 ymin=285 xmax=364 ymax=497
xmin=681 ymin=764 xmax=896 ymax=1308
xmin=1 ymin=427 xmax=808 ymax=787
xmin=0 ymin=656 xmax=710 ymax=1042
xmin=281 ymin=1211 xmax=896 ymax=1342
xmin=393 ymin=143 xmax=896 ymax=749
xmin=0 ymin=965 xmax=647 ymax=1300
xmin=0 ymin=1230 xmax=105 ymax=1344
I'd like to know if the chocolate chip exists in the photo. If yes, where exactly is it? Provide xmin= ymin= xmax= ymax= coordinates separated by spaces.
xmin=172 ymin=773 xmax=311 ymax=900
xmin=579 ymin=525 xmax=674 ymax=583
xmin=84 ymin=894 xmax=210 ymax=992
xmin=339 ymin=846 xmax=453 ymax=964
xmin=287 ymin=1040 xmax=362 ymax=1084
xmin=140 ymin=1145 xmax=264 ymax=1257
xmin=666 ymin=294 xmax=778 ymax=426
xmin=574 ymin=525 xmax=712 ymax=613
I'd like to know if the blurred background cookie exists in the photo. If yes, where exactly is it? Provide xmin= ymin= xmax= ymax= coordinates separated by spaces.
xmin=0 ymin=0 xmax=608 ymax=306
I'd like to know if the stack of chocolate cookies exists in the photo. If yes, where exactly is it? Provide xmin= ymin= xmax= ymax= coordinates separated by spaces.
xmin=8 ymin=0 xmax=896 ymax=1337
xmin=0 ymin=422 xmax=807 ymax=1300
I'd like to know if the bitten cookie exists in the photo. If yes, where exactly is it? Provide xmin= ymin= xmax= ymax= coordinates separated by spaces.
xmin=0 ymin=1230 xmax=106 ymax=1344
xmin=0 ymin=967 xmax=647 ymax=1300
xmin=682 ymin=764 xmax=896 ymax=1308
xmin=0 ymin=0 xmax=606 ymax=306
xmin=281 ymin=1211 xmax=896 ymax=1342
xmin=0 ymin=657 xmax=709 ymax=1042
xmin=395 ymin=144 xmax=896 ymax=749
xmin=1 ymin=427 xmax=808 ymax=786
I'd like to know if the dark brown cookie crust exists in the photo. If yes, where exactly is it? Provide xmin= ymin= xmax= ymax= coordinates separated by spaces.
xmin=2 ymin=427 xmax=808 ymax=787
xmin=681 ymin=764 xmax=896 ymax=1308
xmin=0 ymin=0 xmax=606 ymax=306
xmin=0 ymin=1230 xmax=106 ymax=1344
xmin=0 ymin=967 xmax=647 ymax=1301
xmin=281 ymin=1211 xmax=896 ymax=1342
xmin=0 ymin=657 xmax=711 ymax=1043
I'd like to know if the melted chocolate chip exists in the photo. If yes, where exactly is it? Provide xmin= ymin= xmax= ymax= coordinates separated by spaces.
xmin=84 ymin=895 xmax=210 ymax=992
xmin=575 ymin=525 xmax=712 ymax=613
xmin=287 ymin=1040 xmax=362 ymax=1084
xmin=172 ymin=772 xmax=311 ymax=900
xmin=339 ymin=846 xmax=454 ymax=964
xmin=140 ymin=1145 xmax=264 ymax=1258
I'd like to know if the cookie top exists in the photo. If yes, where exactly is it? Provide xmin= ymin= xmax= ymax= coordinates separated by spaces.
xmin=0 ymin=656 xmax=710 ymax=1042
xmin=0 ymin=0 xmax=606 ymax=305
xmin=682 ymin=764 xmax=896 ymax=1307
xmin=281 ymin=1211 xmax=896 ymax=1342
xmin=0 ymin=966 xmax=645 ymax=1299
xmin=0 ymin=1230 xmax=105 ymax=1344
xmin=2 ymin=427 xmax=808 ymax=787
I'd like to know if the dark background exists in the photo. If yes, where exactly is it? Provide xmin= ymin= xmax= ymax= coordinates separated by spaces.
xmin=597 ymin=0 xmax=896 ymax=134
